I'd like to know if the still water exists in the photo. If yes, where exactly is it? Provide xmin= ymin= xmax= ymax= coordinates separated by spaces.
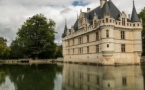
xmin=0 ymin=64 xmax=144 ymax=90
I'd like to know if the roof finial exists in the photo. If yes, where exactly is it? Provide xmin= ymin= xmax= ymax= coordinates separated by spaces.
xmin=133 ymin=0 xmax=135 ymax=6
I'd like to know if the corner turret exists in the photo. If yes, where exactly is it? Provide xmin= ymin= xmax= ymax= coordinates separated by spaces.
xmin=131 ymin=0 xmax=140 ymax=22
xmin=62 ymin=20 xmax=67 ymax=37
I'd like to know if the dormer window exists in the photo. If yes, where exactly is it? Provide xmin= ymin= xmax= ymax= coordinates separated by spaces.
xmin=106 ymin=18 xmax=108 ymax=23
xmin=122 ymin=18 xmax=125 ymax=26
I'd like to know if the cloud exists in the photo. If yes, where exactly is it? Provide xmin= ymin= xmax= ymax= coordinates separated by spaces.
xmin=0 ymin=0 xmax=144 ymax=45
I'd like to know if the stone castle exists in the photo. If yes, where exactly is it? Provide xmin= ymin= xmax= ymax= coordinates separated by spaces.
xmin=62 ymin=0 xmax=142 ymax=65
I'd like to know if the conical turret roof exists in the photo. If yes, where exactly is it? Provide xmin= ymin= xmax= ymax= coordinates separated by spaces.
xmin=62 ymin=21 xmax=67 ymax=37
xmin=131 ymin=0 xmax=140 ymax=22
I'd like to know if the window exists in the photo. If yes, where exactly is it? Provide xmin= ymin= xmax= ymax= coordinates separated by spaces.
xmin=122 ymin=77 xmax=127 ymax=86
xmin=106 ymin=18 xmax=108 ymax=23
xmin=96 ymin=76 xmax=100 ymax=85
xmin=96 ymin=45 xmax=99 ymax=53
xmin=87 ymin=46 xmax=89 ymax=53
xmin=87 ymin=74 xmax=90 ymax=81
xmin=122 ymin=18 xmax=125 ymax=26
xmin=87 ymin=35 xmax=89 ymax=43
xmin=73 ymin=49 xmax=74 ymax=54
xmin=96 ymin=32 xmax=99 ymax=41
xmin=107 ymin=44 xmax=109 ymax=48
xmin=121 ymin=31 xmax=125 ymax=39
xmin=121 ymin=44 xmax=126 ymax=52
xmin=106 ymin=30 xmax=109 ymax=38
xmin=73 ymin=39 xmax=74 ymax=45
xmin=108 ymin=83 xmax=110 ymax=88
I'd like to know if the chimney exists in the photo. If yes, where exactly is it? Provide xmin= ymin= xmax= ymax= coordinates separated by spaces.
xmin=100 ymin=0 xmax=106 ymax=8
xmin=87 ymin=8 xmax=91 ymax=12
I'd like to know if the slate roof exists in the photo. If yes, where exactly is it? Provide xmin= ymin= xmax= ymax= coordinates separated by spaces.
xmin=73 ymin=0 xmax=121 ymax=31
xmin=62 ymin=23 xmax=67 ymax=37
xmin=131 ymin=1 xmax=140 ymax=22
xmin=63 ymin=0 xmax=140 ymax=37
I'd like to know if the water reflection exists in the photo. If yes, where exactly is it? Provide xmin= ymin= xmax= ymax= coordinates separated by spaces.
xmin=0 ymin=64 xmax=60 ymax=90
xmin=0 ymin=64 xmax=144 ymax=90
xmin=62 ymin=64 xmax=144 ymax=90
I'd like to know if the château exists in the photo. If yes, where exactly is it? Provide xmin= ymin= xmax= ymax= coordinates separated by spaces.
xmin=62 ymin=0 xmax=142 ymax=65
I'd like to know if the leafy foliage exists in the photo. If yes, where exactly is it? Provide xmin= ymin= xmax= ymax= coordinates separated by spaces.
xmin=139 ymin=8 xmax=145 ymax=56
xmin=0 ymin=37 xmax=10 ymax=59
xmin=10 ymin=14 xmax=57 ymax=59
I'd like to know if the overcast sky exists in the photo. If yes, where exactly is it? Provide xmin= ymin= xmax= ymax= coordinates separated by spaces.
xmin=0 ymin=0 xmax=144 ymax=45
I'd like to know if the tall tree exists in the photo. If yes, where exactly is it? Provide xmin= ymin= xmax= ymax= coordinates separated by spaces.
xmin=139 ymin=8 xmax=145 ymax=56
xmin=11 ymin=14 xmax=56 ymax=59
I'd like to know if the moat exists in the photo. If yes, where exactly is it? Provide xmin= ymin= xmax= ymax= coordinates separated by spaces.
xmin=0 ymin=64 xmax=144 ymax=90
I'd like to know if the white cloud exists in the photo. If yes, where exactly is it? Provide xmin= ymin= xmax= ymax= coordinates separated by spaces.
xmin=0 ymin=0 xmax=144 ymax=45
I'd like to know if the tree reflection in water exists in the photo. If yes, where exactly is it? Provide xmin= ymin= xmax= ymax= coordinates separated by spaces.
xmin=0 ymin=64 xmax=61 ymax=90
xmin=0 ymin=64 xmax=144 ymax=90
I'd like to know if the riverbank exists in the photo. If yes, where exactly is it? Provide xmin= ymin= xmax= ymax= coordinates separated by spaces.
xmin=0 ymin=59 xmax=56 ymax=65
xmin=1 ymin=57 xmax=145 ymax=65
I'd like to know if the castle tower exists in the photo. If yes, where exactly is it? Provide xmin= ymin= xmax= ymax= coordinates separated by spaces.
xmin=131 ymin=0 xmax=142 ymax=64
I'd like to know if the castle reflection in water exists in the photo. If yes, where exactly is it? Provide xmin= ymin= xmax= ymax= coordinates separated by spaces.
xmin=62 ymin=64 xmax=144 ymax=90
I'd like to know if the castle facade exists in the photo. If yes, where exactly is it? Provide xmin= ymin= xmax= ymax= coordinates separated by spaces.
xmin=62 ymin=0 xmax=142 ymax=65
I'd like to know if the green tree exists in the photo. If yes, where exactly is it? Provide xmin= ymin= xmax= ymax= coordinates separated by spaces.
xmin=139 ymin=8 xmax=145 ymax=56
xmin=0 ymin=37 xmax=10 ymax=59
xmin=10 ymin=38 xmax=26 ymax=59
xmin=54 ymin=45 xmax=62 ymax=58
xmin=11 ymin=14 xmax=56 ymax=59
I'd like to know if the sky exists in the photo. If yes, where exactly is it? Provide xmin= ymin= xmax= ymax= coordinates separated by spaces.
xmin=0 ymin=0 xmax=144 ymax=45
